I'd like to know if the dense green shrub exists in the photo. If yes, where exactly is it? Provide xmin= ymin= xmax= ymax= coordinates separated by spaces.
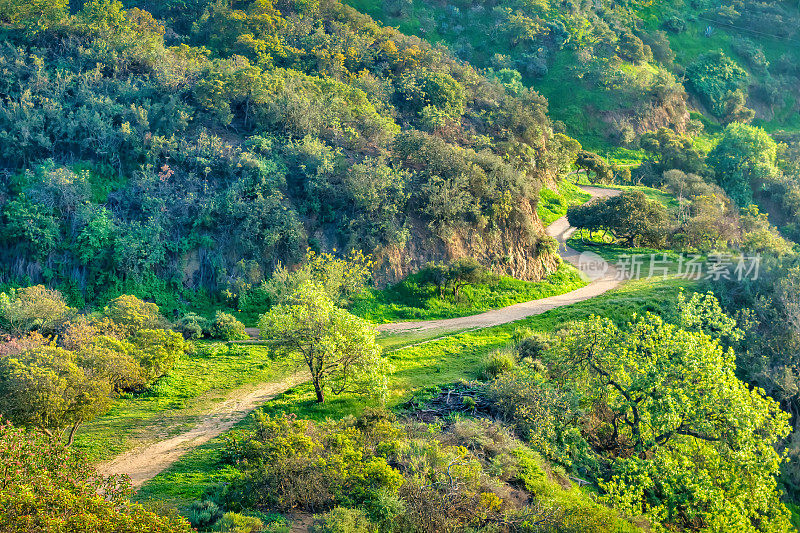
xmin=686 ymin=51 xmax=749 ymax=118
xmin=481 ymin=348 xmax=516 ymax=380
xmin=103 ymin=295 xmax=167 ymax=335
xmin=214 ymin=512 xmax=263 ymax=533
xmin=708 ymin=123 xmax=780 ymax=207
xmin=175 ymin=313 xmax=210 ymax=340
xmin=187 ymin=500 xmax=222 ymax=530
xmin=209 ymin=312 xmax=248 ymax=341
xmin=0 ymin=285 xmax=73 ymax=336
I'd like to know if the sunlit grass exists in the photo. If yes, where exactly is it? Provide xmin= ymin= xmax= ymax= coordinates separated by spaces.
xmin=351 ymin=262 xmax=586 ymax=323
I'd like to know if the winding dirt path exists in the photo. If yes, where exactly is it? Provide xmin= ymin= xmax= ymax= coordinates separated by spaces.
xmin=377 ymin=186 xmax=621 ymax=334
xmin=98 ymin=185 xmax=619 ymax=489
xmin=97 ymin=372 xmax=308 ymax=488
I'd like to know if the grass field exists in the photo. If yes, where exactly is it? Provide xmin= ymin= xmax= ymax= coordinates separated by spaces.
xmin=134 ymin=274 xmax=697 ymax=509
xmin=351 ymin=262 xmax=586 ymax=323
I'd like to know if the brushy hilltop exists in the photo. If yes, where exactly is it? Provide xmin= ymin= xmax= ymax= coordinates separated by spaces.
xmin=357 ymin=0 xmax=800 ymax=149
xmin=0 ymin=0 xmax=580 ymax=306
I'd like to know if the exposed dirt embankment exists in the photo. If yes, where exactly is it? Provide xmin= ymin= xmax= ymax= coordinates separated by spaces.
xmin=373 ymin=200 xmax=559 ymax=287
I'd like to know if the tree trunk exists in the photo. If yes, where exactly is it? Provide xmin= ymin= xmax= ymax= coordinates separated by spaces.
xmin=313 ymin=379 xmax=325 ymax=403
xmin=67 ymin=422 xmax=80 ymax=446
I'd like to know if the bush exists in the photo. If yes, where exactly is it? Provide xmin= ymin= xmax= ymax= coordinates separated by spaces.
xmin=516 ymin=332 xmax=552 ymax=361
xmin=0 ymin=285 xmax=73 ymax=336
xmin=482 ymin=349 xmax=516 ymax=379
xmin=187 ymin=500 xmax=222 ymax=530
xmin=175 ymin=313 xmax=210 ymax=340
xmin=686 ymin=51 xmax=748 ymax=118
xmin=0 ymin=421 xmax=193 ymax=532
xmin=662 ymin=16 xmax=686 ymax=33
xmin=209 ymin=311 xmax=248 ymax=341
xmin=128 ymin=329 xmax=189 ymax=383
xmin=103 ymin=295 xmax=166 ymax=334
xmin=311 ymin=507 xmax=376 ymax=533
xmin=215 ymin=512 xmax=263 ymax=533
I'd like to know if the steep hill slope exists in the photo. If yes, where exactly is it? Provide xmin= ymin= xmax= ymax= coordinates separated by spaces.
xmin=0 ymin=0 xmax=578 ymax=308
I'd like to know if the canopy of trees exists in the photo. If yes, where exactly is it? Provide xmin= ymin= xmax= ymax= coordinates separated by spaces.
xmin=489 ymin=303 xmax=792 ymax=532
xmin=567 ymin=190 xmax=671 ymax=247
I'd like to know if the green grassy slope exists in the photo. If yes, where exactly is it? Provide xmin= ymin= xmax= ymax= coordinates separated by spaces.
xmin=351 ymin=262 xmax=585 ymax=322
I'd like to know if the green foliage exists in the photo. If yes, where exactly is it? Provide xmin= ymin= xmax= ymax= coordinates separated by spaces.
xmin=738 ymin=204 xmax=793 ymax=255
xmin=128 ymin=329 xmax=190 ymax=383
xmin=446 ymin=257 xmax=488 ymax=299
xmin=708 ymin=123 xmax=779 ymax=207
xmin=0 ymin=286 xmax=186 ymax=445
xmin=175 ymin=313 xmax=210 ymax=340
xmin=187 ymin=500 xmax=222 ymax=530
xmin=395 ymin=70 xmax=466 ymax=120
xmin=259 ymin=282 xmax=388 ymax=403
xmin=715 ymin=258 xmax=800 ymax=500
xmin=215 ymin=512 xmax=264 ymax=533
xmin=311 ymin=507 xmax=376 ymax=533
xmin=351 ymin=262 xmax=585 ymax=323
xmin=0 ymin=0 xmax=571 ymax=304
xmin=0 ymin=285 xmax=73 ymax=336
xmin=217 ymin=411 xmax=637 ymax=532
xmin=686 ymin=51 xmax=750 ymax=119
xmin=547 ymin=312 xmax=792 ymax=531
xmin=209 ymin=311 xmax=248 ymax=341
xmin=481 ymin=348 xmax=516 ymax=380
xmin=639 ymin=128 xmax=707 ymax=178
xmin=262 ymin=250 xmax=374 ymax=308
xmin=567 ymin=190 xmax=672 ymax=247
xmin=0 ymin=420 xmax=193 ymax=532
xmin=0 ymin=345 xmax=113 ymax=445
xmin=575 ymin=151 xmax=613 ymax=183
xmin=0 ymin=0 xmax=68 ymax=30
xmin=103 ymin=295 xmax=167 ymax=334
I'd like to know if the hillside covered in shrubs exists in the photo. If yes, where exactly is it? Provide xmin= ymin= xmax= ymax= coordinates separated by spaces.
xmin=0 ymin=0 xmax=581 ymax=309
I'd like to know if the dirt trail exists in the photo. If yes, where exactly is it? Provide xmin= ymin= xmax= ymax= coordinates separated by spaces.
xmin=97 ymin=372 xmax=308 ymax=488
xmin=99 ymin=185 xmax=618 ymax=489
xmin=378 ymin=186 xmax=621 ymax=335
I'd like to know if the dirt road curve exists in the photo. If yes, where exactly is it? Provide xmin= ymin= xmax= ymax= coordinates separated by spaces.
xmin=378 ymin=186 xmax=621 ymax=334
xmin=98 ymin=185 xmax=618 ymax=489
xmin=97 ymin=372 xmax=308 ymax=488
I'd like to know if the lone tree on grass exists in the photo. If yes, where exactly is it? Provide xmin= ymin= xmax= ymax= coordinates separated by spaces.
xmin=258 ymin=282 xmax=388 ymax=403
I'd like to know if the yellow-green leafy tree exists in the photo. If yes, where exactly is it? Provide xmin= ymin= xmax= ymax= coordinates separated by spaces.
xmin=259 ymin=281 xmax=387 ymax=403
